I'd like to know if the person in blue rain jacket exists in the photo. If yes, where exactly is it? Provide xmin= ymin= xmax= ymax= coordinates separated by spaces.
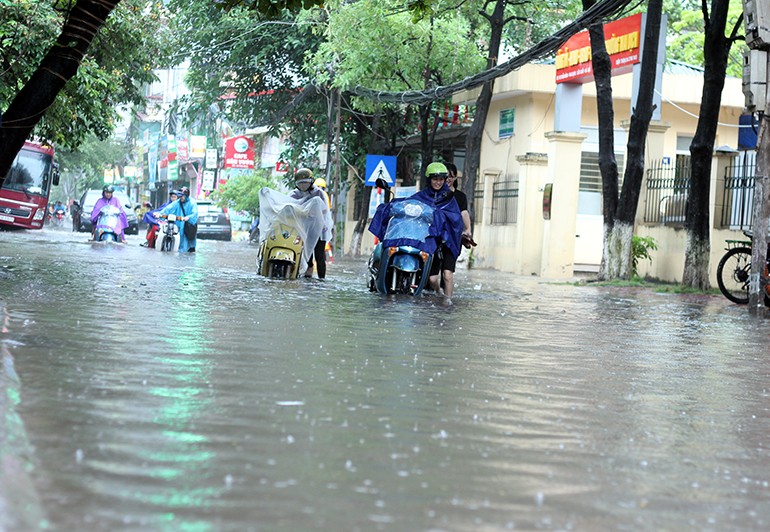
xmin=159 ymin=186 xmax=199 ymax=252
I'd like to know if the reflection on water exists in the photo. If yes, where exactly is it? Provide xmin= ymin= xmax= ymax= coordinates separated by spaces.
xmin=1 ymin=229 xmax=769 ymax=530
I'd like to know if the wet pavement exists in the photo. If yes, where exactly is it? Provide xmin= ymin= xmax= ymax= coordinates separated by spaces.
xmin=1 ymin=227 xmax=769 ymax=530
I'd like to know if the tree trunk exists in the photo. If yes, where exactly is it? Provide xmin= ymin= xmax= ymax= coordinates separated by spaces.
xmin=0 ymin=0 xmax=121 ymax=183
xmin=611 ymin=0 xmax=663 ymax=279
xmin=463 ymin=0 xmax=506 ymax=227
xmin=583 ymin=0 xmax=619 ymax=281
xmin=604 ymin=221 xmax=634 ymax=278
xmin=682 ymin=0 xmax=740 ymax=290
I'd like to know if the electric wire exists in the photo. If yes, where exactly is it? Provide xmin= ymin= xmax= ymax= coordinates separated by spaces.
xmin=348 ymin=0 xmax=638 ymax=105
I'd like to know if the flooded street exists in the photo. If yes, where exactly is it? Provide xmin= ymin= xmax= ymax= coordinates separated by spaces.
xmin=1 ymin=227 xmax=769 ymax=530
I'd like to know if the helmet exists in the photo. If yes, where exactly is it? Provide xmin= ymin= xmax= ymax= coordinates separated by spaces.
xmin=102 ymin=185 xmax=114 ymax=194
xmin=294 ymin=168 xmax=314 ymax=183
xmin=425 ymin=162 xmax=448 ymax=179
xmin=170 ymin=189 xmax=182 ymax=197
xmin=314 ymin=177 xmax=327 ymax=189
xmin=180 ymin=186 xmax=190 ymax=197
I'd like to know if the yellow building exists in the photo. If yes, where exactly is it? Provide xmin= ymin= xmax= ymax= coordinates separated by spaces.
xmin=448 ymin=59 xmax=748 ymax=283
xmin=343 ymin=57 xmax=750 ymax=285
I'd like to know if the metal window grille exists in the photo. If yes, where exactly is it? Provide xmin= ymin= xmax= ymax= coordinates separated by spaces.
xmin=643 ymin=159 xmax=691 ymax=225
xmin=472 ymin=179 xmax=484 ymax=224
xmin=721 ymin=151 xmax=756 ymax=230
xmin=579 ymin=152 xmax=626 ymax=193
xmin=490 ymin=177 xmax=519 ymax=224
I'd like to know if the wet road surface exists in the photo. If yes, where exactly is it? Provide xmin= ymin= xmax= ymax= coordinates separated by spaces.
xmin=1 ymin=227 xmax=769 ymax=530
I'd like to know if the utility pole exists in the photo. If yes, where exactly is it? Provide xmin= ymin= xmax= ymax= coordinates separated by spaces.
xmin=332 ymin=89 xmax=342 ymax=257
xmin=743 ymin=0 xmax=770 ymax=312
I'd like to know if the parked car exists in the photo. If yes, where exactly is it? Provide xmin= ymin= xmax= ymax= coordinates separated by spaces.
xmin=196 ymin=200 xmax=232 ymax=241
xmin=72 ymin=189 xmax=139 ymax=235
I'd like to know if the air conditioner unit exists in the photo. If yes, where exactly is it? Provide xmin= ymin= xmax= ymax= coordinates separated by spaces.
xmin=744 ymin=0 xmax=770 ymax=50
xmin=743 ymin=48 xmax=767 ymax=112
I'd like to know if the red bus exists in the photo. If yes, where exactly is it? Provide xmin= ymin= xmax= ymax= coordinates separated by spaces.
xmin=0 ymin=141 xmax=60 ymax=230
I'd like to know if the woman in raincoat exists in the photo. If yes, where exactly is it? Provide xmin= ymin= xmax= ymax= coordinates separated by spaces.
xmin=159 ymin=187 xmax=199 ymax=252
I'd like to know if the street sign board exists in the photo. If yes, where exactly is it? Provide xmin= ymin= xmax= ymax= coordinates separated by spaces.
xmin=365 ymin=155 xmax=396 ymax=186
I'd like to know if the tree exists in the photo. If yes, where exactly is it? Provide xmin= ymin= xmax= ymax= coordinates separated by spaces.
xmin=463 ymin=0 xmax=565 ymax=233
xmin=666 ymin=0 xmax=744 ymax=77
xmin=584 ymin=0 xmax=664 ymax=280
xmin=681 ymin=0 xmax=743 ymax=290
xmin=55 ymin=134 xmax=133 ymax=202
xmin=307 ymin=0 xmax=484 ymax=251
xmin=0 ymin=0 xmax=120 ymax=183
xmin=210 ymin=169 xmax=278 ymax=217
xmin=0 ymin=0 xmax=326 ymax=186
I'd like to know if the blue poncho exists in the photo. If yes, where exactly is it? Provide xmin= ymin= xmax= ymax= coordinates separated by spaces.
xmin=369 ymin=183 xmax=463 ymax=258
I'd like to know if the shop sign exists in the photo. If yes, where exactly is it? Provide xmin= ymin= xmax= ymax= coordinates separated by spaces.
xmin=224 ymin=136 xmax=255 ymax=170
xmin=555 ymin=13 xmax=642 ymax=84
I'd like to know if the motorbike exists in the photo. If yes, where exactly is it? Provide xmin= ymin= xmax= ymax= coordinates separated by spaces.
xmin=367 ymin=197 xmax=435 ymax=296
xmin=256 ymin=222 xmax=304 ymax=279
xmin=52 ymin=206 xmax=66 ymax=227
xmin=93 ymin=204 xmax=124 ymax=243
xmin=159 ymin=214 xmax=179 ymax=252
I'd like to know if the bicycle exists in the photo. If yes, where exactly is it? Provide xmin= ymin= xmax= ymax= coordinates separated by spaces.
xmin=716 ymin=230 xmax=770 ymax=305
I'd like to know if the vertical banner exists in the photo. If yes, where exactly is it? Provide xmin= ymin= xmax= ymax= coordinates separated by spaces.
xmin=190 ymin=135 xmax=207 ymax=159
xmin=168 ymin=135 xmax=178 ymax=181
xmin=205 ymin=148 xmax=218 ymax=169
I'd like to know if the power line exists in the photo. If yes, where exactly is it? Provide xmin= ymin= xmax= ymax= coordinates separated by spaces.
xmin=348 ymin=0 xmax=639 ymax=105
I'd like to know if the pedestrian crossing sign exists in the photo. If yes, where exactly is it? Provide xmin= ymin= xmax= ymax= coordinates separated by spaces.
xmin=365 ymin=155 xmax=397 ymax=186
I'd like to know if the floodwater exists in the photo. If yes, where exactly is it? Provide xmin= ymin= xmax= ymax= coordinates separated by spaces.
xmin=1 ymin=227 xmax=769 ymax=531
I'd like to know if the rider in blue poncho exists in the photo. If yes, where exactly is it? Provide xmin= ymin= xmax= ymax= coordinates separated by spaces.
xmin=369 ymin=162 xmax=463 ymax=297
xmin=159 ymin=186 xmax=199 ymax=252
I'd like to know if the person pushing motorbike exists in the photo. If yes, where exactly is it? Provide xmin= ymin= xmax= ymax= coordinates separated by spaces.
xmin=158 ymin=186 xmax=198 ymax=252
xmin=417 ymin=162 xmax=464 ymax=300
xmin=290 ymin=168 xmax=332 ymax=279
xmin=142 ymin=189 xmax=178 ymax=248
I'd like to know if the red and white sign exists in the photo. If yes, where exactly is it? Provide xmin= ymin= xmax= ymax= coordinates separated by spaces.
xmin=555 ymin=13 xmax=642 ymax=84
xmin=275 ymin=161 xmax=289 ymax=173
xmin=223 ymin=136 xmax=255 ymax=170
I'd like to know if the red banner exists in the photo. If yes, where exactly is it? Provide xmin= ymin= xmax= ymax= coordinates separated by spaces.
xmin=555 ymin=13 xmax=642 ymax=84
xmin=223 ymin=136 xmax=255 ymax=170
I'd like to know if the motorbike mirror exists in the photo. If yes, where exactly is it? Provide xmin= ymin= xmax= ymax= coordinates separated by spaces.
xmin=374 ymin=177 xmax=391 ymax=190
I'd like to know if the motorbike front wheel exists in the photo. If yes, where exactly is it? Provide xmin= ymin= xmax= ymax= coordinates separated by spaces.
xmin=161 ymin=236 xmax=174 ymax=252
xmin=268 ymin=261 xmax=288 ymax=279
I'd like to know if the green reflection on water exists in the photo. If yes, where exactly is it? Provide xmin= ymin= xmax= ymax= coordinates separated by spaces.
xmin=125 ymin=268 xmax=223 ymax=530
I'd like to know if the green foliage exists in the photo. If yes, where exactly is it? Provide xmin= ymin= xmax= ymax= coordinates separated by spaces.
xmin=632 ymin=235 xmax=658 ymax=277
xmin=55 ymin=134 xmax=132 ymax=198
xmin=666 ymin=0 xmax=744 ymax=77
xmin=209 ymin=169 xmax=278 ymax=217
xmin=307 ymin=0 xmax=484 ymax=98
xmin=0 ymin=0 xmax=166 ymax=149
xmin=219 ymin=0 xmax=325 ymax=19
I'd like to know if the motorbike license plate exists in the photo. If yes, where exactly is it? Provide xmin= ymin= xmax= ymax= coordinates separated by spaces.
xmin=0 ymin=214 xmax=14 ymax=222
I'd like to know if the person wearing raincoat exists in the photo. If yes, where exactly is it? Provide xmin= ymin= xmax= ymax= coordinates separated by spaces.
xmin=369 ymin=162 xmax=463 ymax=298
xmin=159 ymin=186 xmax=199 ymax=252
xmin=290 ymin=168 xmax=333 ymax=279
xmin=90 ymin=185 xmax=128 ymax=243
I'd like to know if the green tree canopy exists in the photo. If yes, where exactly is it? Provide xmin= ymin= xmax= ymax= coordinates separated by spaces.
xmin=0 ymin=0 xmax=168 ymax=149
xmin=210 ymin=169 xmax=278 ymax=217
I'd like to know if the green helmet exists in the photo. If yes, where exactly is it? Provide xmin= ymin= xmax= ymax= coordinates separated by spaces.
xmin=425 ymin=162 xmax=448 ymax=178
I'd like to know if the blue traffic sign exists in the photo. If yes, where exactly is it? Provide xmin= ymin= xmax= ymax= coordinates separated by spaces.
xmin=365 ymin=155 xmax=397 ymax=186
